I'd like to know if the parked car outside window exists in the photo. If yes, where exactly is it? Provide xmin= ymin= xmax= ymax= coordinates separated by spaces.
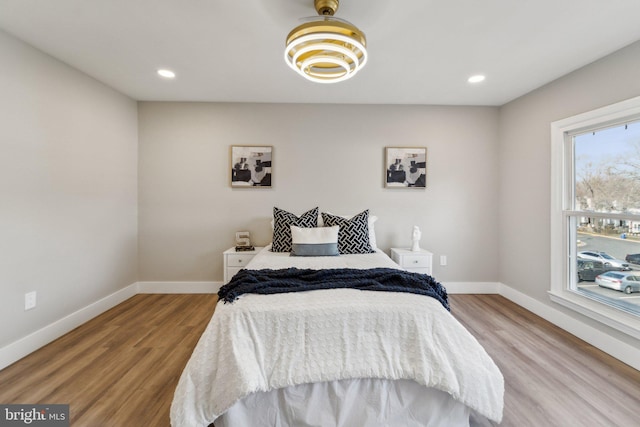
xmin=595 ymin=271 xmax=640 ymax=294
xmin=625 ymin=253 xmax=640 ymax=265
xmin=577 ymin=251 xmax=630 ymax=270
xmin=577 ymin=259 xmax=621 ymax=282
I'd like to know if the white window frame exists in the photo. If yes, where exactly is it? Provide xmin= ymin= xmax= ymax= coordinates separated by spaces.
xmin=550 ymin=96 xmax=640 ymax=340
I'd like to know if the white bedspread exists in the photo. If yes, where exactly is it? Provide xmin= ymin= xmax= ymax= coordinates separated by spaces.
xmin=245 ymin=245 xmax=403 ymax=271
xmin=170 ymin=248 xmax=504 ymax=426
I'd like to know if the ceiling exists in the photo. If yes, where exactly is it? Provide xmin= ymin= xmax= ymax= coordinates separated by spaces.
xmin=1 ymin=0 xmax=640 ymax=106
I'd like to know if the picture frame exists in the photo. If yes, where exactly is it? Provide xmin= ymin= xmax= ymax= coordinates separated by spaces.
xmin=385 ymin=147 xmax=427 ymax=188
xmin=230 ymin=145 xmax=273 ymax=188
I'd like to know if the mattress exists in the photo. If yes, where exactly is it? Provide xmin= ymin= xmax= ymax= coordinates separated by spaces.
xmin=170 ymin=246 xmax=504 ymax=426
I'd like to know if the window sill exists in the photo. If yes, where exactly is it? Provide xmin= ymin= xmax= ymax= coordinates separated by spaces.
xmin=548 ymin=289 xmax=640 ymax=340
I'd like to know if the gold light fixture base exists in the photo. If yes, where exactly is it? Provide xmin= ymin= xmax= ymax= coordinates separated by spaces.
xmin=284 ymin=0 xmax=367 ymax=84
xmin=315 ymin=0 xmax=339 ymax=16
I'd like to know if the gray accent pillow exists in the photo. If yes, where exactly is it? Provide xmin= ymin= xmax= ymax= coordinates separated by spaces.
xmin=290 ymin=225 xmax=340 ymax=257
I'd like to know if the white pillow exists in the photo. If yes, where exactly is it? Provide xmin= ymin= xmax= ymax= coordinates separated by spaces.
xmin=323 ymin=212 xmax=378 ymax=250
xmin=290 ymin=226 xmax=340 ymax=257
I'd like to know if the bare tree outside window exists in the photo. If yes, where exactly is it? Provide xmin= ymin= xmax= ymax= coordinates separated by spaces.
xmin=575 ymin=122 xmax=640 ymax=214
xmin=572 ymin=121 xmax=640 ymax=314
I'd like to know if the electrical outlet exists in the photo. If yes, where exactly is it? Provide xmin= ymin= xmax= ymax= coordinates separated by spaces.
xmin=440 ymin=255 xmax=447 ymax=266
xmin=25 ymin=291 xmax=37 ymax=311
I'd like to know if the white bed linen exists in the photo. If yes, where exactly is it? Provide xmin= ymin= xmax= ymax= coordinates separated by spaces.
xmin=170 ymin=247 xmax=504 ymax=426
xmin=245 ymin=245 xmax=401 ymax=271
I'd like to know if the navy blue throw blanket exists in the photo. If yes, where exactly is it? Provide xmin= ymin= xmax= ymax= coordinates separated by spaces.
xmin=218 ymin=268 xmax=449 ymax=311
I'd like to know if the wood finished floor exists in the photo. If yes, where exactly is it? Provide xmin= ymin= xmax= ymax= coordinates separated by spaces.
xmin=451 ymin=295 xmax=640 ymax=427
xmin=0 ymin=294 xmax=638 ymax=426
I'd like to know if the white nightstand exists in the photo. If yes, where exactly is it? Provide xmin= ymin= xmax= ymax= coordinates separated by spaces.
xmin=390 ymin=248 xmax=433 ymax=275
xmin=223 ymin=247 xmax=263 ymax=284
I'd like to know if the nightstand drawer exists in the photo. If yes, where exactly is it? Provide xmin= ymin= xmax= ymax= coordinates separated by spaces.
xmin=226 ymin=254 xmax=254 ymax=267
xmin=390 ymin=248 xmax=434 ymax=277
xmin=402 ymin=255 xmax=430 ymax=268
xmin=223 ymin=247 xmax=263 ymax=284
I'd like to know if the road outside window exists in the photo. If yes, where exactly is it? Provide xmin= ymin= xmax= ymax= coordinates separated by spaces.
xmin=571 ymin=122 xmax=640 ymax=315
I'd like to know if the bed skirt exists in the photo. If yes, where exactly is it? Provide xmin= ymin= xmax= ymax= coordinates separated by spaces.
xmin=214 ymin=378 xmax=471 ymax=427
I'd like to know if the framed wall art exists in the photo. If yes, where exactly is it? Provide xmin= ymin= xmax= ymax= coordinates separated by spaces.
xmin=385 ymin=147 xmax=426 ymax=188
xmin=230 ymin=145 xmax=273 ymax=188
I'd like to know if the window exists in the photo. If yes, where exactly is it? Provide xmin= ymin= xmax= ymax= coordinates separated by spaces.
xmin=551 ymin=96 xmax=640 ymax=339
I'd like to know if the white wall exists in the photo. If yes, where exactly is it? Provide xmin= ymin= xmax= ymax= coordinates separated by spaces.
xmin=498 ymin=40 xmax=640 ymax=346
xmin=138 ymin=103 xmax=499 ymax=284
xmin=0 ymin=30 xmax=138 ymax=349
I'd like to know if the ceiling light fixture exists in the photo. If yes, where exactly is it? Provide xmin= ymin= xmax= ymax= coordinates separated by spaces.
xmin=157 ymin=69 xmax=176 ymax=79
xmin=284 ymin=0 xmax=367 ymax=84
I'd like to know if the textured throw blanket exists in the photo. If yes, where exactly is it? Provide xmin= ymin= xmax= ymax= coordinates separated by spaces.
xmin=218 ymin=267 xmax=450 ymax=311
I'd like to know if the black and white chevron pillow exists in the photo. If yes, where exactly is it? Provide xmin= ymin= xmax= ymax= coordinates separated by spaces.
xmin=271 ymin=207 xmax=319 ymax=252
xmin=321 ymin=210 xmax=376 ymax=254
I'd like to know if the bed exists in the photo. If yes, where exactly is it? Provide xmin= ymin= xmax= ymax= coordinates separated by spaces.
xmin=170 ymin=243 xmax=504 ymax=426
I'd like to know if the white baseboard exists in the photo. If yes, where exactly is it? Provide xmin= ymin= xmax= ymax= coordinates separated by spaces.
xmin=2 ymin=280 xmax=637 ymax=373
xmin=136 ymin=281 xmax=222 ymax=294
xmin=0 ymin=283 xmax=138 ymax=370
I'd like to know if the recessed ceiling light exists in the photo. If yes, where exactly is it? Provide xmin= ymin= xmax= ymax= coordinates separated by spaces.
xmin=468 ymin=75 xmax=486 ymax=84
xmin=157 ymin=69 xmax=176 ymax=79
